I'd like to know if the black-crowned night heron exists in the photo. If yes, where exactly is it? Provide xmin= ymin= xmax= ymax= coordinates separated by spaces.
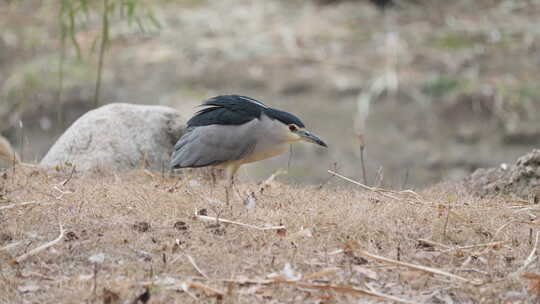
xmin=170 ymin=95 xmax=327 ymax=199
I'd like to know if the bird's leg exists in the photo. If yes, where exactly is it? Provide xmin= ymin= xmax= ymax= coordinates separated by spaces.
xmin=209 ymin=169 xmax=217 ymax=196
xmin=225 ymin=165 xmax=239 ymax=206
xmin=225 ymin=176 xmax=233 ymax=206
xmin=210 ymin=169 xmax=217 ymax=187
xmin=224 ymin=178 xmax=230 ymax=206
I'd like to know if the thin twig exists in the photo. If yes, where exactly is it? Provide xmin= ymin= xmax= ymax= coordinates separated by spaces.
xmin=259 ymin=169 xmax=287 ymax=193
xmin=494 ymin=220 xmax=522 ymax=238
xmin=301 ymin=267 xmax=340 ymax=281
xmin=152 ymin=280 xmax=221 ymax=300
xmin=417 ymin=239 xmax=510 ymax=252
xmin=443 ymin=240 xmax=511 ymax=252
xmin=374 ymin=166 xmax=384 ymax=188
xmin=359 ymin=143 xmax=368 ymax=185
xmin=220 ymin=273 xmax=416 ymax=303
xmin=286 ymin=281 xmax=417 ymax=304
xmin=327 ymin=170 xmax=461 ymax=209
xmin=93 ymin=263 xmax=99 ymax=299
xmin=179 ymin=282 xmax=198 ymax=300
xmin=0 ymin=201 xmax=46 ymax=211
xmin=188 ymin=282 xmax=224 ymax=297
xmin=417 ymin=239 xmax=451 ymax=249
xmin=0 ymin=240 xmax=24 ymax=252
xmin=13 ymin=223 xmax=65 ymax=264
xmin=195 ymin=214 xmax=285 ymax=231
xmin=348 ymin=242 xmax=483 ymax=285
xmin=220 ymin=278 xmax=274 ymax=285
xmin=186 ymin=254 xmax=208 ymax=279
xmin=443 ymin=205 xmax=451 ymax=239
xmin=287 ymin=144 xmax=293 ymax=171
xmin=401 ymin=168 xmax=409 ymax=190
xmin=519 ymin=231 xmax=540 ymax=272
xmin=19 ymin=120 xmax=24 ymax=163
xmin=61 ymin=165 xmax=76 ymax=186
xmin=327 ymin=170 xmax=401 ymax=201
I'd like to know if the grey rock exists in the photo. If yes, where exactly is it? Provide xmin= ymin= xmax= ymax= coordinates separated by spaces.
xmin=464 ymin=149 xmax=540 ymax=198
xmin=40 ymin=103 xmax=185 ymax=171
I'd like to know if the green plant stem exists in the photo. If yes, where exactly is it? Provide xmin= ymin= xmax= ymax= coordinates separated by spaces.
xmin=57 ymin=1 xmax=68 ymax=128
xmin=94 ymin=0 xmax=110 ymax=108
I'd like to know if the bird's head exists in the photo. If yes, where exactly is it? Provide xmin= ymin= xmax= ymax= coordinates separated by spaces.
xmin=266 ymin=107 xmax=327 ymax=147
xmin=285 ymin=123 xmax=327 ymax=147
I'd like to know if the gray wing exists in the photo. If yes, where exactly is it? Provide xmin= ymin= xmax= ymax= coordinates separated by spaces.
xmin=170 ymin=125 xmax=257 ymax=169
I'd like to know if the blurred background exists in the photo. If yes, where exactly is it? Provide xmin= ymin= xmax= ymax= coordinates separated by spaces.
xmin=1 ymin=0 xmax=540 ymax=188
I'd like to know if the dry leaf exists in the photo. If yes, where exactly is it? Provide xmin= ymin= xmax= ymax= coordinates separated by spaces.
xmin=343 ymin=240 xmax=360 ymax=253
xmin=103 ymin=288 xmax=120 ymax=304
xmin=276 ymin=228 xmax=287 ymax=237
xmin=523 ymin=272 xmax=540 ymax=297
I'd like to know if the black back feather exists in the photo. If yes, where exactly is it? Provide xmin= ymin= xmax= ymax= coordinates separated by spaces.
xmin=187 ymin=95 xmax=305 ymax=128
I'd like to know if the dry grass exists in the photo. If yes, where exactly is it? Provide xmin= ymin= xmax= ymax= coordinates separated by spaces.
xmin=0 ymin=165 xmax=538 ymax=303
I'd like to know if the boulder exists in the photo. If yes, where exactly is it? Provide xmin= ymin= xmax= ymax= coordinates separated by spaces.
xmin=40 ymin=103 xmax=185 ymax=171
xmin=464 ymin=149 xmax=540 ymax=199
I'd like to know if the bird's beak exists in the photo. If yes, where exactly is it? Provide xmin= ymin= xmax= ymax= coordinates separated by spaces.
xmin=297 ymin=130 xmax=327 ymax=147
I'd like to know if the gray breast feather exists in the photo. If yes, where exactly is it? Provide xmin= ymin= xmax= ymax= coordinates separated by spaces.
xmin=170 ymin=124 xmax=257 ymax=168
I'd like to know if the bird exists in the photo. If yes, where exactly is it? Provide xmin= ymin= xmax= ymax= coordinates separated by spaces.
xmin=170 ymin=95 xmax=327 ymax=201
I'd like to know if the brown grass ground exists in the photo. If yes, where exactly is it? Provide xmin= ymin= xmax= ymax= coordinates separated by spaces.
xmin=0 ymin=166 xmax=538 ymax=303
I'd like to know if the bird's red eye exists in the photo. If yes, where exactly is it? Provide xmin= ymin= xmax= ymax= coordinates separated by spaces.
xmin=289 ymin=125 xmax=297 ymax=132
